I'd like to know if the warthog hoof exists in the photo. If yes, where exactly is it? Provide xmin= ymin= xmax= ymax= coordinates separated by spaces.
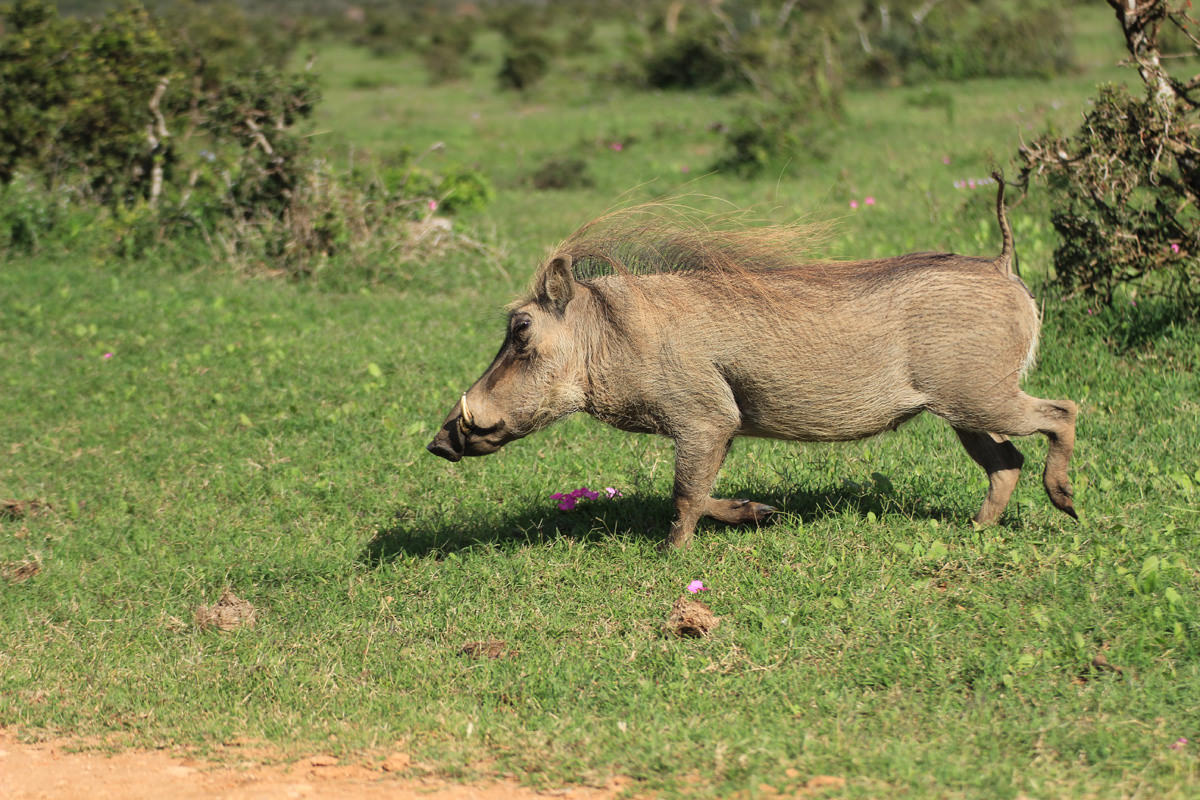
xmin=710 ymin=498 xmax=776 ymax=525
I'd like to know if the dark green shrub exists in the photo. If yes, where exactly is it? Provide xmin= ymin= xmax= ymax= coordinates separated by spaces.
xmin=642 ymin=23 xmax=739 ymax=90
xmin=421 ymin=16 xmax=474 ymax=84
xmin=0 ymin=1 xmax=317 ymax=213
xmin=498 ymin=33 xmax=553 ymax=91
xmin=849 ymin=0 xmax=1074 ymax=84
xmin=711 ymin=96 xmax=837 ymax=177
xmin=0 ymin=1 xmax=176 ymax=202
xmin=530 ymin=157 xmax=595 ymax=190
xmin=0 ymin=0 xmax=493 ymax=274
xmin=1018 ymin=1 xmax=1198 ymax=307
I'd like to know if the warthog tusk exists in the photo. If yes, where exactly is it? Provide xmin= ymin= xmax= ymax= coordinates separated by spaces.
xmin=457 ymin=392 xmax=475 ymax=436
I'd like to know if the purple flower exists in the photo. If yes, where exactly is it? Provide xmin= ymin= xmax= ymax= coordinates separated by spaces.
xmin=686 ymin=580 xmax=708 ymax=593
xmin=551 ymin=492 xmax=578 ymax=511
xmin=681 ymin=165 xmax=690 ymax=174
xmin=552 ymin=486 xmax=602 ymax=510
xmin=605 ymin=487 xmax=621 ymax=499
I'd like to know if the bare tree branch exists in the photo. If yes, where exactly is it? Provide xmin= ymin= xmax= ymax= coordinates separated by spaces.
xmin=146 ymin=77 xmax=170 ymax=207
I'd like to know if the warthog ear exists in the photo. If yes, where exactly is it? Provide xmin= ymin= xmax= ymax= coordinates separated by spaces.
xmin=536 ymin=254 xmax=575 ymax=315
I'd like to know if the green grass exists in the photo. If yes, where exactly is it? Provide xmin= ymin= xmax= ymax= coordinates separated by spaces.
xmin=3 ymin=5 xmax=1200 ymax=798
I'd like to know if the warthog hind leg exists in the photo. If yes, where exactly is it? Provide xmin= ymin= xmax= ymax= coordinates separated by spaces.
xmin=947 ymin=391 xmax=1077 ymax=522
xmin=954 ymin=429 xmax=1024 ymax=524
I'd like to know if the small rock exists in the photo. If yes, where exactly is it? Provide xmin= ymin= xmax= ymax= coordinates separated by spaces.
xmin=381 ymin=752 xmax=411 ymax=772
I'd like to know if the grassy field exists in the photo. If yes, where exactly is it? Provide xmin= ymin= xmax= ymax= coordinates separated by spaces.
xmin=3 ymin=5 xmax=1200 ymax=798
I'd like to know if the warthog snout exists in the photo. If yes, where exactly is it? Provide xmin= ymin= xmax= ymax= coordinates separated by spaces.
xmin=425 ymin=425 xmax=463 ymax=462
xmin=427 ymin=393 xmax=511 ymax=461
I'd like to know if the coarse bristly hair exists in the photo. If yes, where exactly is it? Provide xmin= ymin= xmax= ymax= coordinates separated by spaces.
xmin=530 ymin=200 xmax=835 ymax=299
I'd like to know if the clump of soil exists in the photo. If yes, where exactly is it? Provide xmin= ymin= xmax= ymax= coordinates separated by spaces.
xmin=1 ymin=499 xmax=51 ymax=520
xmin=666 ymin=597 xmax=720 ymax=637
xmin=195 ymin=589 xmax=257 ymax=631
xmin=459 ymin=639 xmax=514 ymax=659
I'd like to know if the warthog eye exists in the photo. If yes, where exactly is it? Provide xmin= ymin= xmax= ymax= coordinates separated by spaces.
xmin=510 ymin=313 xmax=533 ymax=348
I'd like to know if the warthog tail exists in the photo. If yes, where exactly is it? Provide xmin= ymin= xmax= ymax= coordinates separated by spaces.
xmin=992 ymin=170 xmax=1016 ymax=277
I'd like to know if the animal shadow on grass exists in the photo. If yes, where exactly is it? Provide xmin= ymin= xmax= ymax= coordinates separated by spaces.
xmin=359 ymin=473 xmax=964 ymax=564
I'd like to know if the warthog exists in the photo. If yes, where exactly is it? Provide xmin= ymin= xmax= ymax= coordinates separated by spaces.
xmin=428 ymin=178 xmax=1077 ymax=548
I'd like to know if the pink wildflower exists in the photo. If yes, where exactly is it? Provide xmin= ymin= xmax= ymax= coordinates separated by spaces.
xmin=942 ymin=155 xmax=951 ymax=165
xmin=552 ymin=486 xmax=601 ymax=510
xmin=428 ymin=199 xmax=438 ymax=212
xmin=604 ymin=487 xmax=621 ymax=499
xmin=102 ymin=352 xmax=114 ymax=359
xmin=610 ymin=142 xmax=623 ymax=152
xmin=686 ymin=580 xmax=708 ymax=593
xmin=1171 ymin=737 xmax=1188 ymax=751
xmin=550 ymin=492 xmax=577 ymax=510
xmin=849 ymin=200 xmax=859 ymax=209
xmin=681 ymin=165 xmax=690 ymax=173
xmin=1170 ymin=243 xmax=1181 ymax=254
xmin=864 ymin=196 xmax=876 ymax=206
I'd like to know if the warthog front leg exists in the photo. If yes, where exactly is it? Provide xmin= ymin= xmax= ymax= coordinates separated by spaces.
xmin=665 ymin=431 xmax=775 ymax=550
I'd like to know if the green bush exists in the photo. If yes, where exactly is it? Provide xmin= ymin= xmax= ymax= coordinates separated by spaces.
xmin=710 ymin=96 xmax=838 ymax=177
xmin=855 ymin=0 xmax=1074 ymax=84
xmin=420 ymin=16 xmax=475 ymax=84
xmin=0 ymin=0 xmax=493 ymax=273
xmin=436 ymin=167 xmax=495 ymax=214
xmin=529 ymin=157 xmax=595 ymax=190
xmin=1018 ymin=2 xmax=1198 ymax=308
xmin=642 ymin=23 xmax=740 ymax=90
xmin=498 ymin=33 xmax=553 ymax=91
xmin=0 ymin=0 xmax=317 ymax=213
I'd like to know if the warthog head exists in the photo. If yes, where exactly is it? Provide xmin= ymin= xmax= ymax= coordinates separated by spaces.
xmin=427 ymin=255 xmax=587 ymax=462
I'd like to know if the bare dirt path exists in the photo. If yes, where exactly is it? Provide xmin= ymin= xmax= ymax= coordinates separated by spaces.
xmin=0 ymin=729 xmax=627 ymax=800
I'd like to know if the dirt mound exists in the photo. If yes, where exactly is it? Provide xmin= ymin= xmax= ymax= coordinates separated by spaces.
xmin=194 ymin=589 xmax=257 ymax=631
xmin=665 ymin=597 xmax=720 ymax=637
